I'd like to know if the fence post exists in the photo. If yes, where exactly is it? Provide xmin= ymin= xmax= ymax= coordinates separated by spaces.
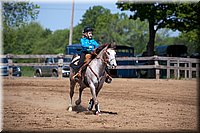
xmin=174 ymin=64 xmax=177 ymax=79
xmin=8 ymin=58 xmax=13 ymax=78
xmin=189 ymin=62 xmax=192 ymax=79
xmin=58 ymin=54 xmax=64 ymax=79
xmin=177 ymin=59 xmax=180 ymax=79
xmin=196 ymin=63 xmax=199 ymax=79
xmin=184 ymin=63 xmax=187 ymax=79
xmin=167 ymin=60 xmax=170 ymax=79
xmin=154 ymin=56 xmax=160 ymax=80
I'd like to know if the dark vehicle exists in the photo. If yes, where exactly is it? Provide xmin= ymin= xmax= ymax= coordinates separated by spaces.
xmin=155 ymin=45 xmax=188 ymax=57
xmin=135 ymin=51 xmax=149 ymax=78
xmin=156 ymin=45 xmax=188 ymax=78
xmin=0 ymin=58 xmax=22 ymax=77
xmin=34 ymin=57 xmax=70 ymax=77
xmin=113 ymin=45 xmax=137 ymax=78
xmin=66 ymin=44 xmax=82 ymax=55
xmin=190 ymin=52 xmax=200 ymax=59
xmin=135 ymin=45 xmax=188 ymax=78
xmin=0 ymin=58 xmax=9 ymax=76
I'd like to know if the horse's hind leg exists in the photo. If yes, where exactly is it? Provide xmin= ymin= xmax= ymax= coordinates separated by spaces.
xmin=89 ymin=84 xmax=101 ymax=115
xmin=68 ymin=79 xmax=76 ymax=111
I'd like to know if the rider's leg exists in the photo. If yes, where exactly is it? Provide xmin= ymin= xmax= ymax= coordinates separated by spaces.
xmin=73 ymin=53 xmax=91 ymax=81
xmin=72 ymin=52 xmax=85 ymax=80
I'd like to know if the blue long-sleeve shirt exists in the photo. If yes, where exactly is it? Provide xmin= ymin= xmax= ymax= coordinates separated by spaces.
xmin=80 ymin=37 xmax=99 ymax=52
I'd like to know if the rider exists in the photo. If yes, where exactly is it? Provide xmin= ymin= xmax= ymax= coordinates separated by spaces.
xmin=72 ymin=26 xmax=112 ymax=83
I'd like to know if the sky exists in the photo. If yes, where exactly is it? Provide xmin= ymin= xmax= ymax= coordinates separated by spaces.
xmin=30 ymin=0 xmax=179 ymax=36
xmin=31 ymin=0 xmax=125 ymax=31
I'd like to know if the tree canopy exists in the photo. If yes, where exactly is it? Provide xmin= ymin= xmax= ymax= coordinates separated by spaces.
xmin=2 ymin=3 xmax=199 ymax=56
xmin=2 ymin=2 xmax=40 ymax=28
xmin=116 ymin=1 xmax=199 ymax=56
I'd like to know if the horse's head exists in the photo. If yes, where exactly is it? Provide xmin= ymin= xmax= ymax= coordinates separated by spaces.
xmin=104 ymin=48 xmax=117 ymax=69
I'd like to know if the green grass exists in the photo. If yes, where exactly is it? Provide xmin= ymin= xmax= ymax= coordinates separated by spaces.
xmin=21 ymin=66 xmax=35 ymax=77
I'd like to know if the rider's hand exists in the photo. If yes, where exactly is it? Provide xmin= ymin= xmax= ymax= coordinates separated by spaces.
xmin=91 ymin=51 xmax=97 ymax=56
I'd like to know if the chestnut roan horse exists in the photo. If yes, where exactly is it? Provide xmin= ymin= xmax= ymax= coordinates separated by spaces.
xmin=68 ymin=43 xmax=117 ymax=115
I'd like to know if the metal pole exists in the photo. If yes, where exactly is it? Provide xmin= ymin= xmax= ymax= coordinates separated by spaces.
xmin=69 ymin=0 xmax=74 ymax=46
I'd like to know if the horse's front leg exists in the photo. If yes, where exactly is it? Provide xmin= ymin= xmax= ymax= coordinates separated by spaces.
xmin=89 ymin=83 xmax=101 ymax=115
xmin=75 ymin=86 xmax=83 ymax=105
xmin=88 ymin=85 xmax=102 ymax=111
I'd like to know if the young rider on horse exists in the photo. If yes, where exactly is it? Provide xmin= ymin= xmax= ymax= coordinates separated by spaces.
xmin=72 ymin=26 xmax=112 ymax=83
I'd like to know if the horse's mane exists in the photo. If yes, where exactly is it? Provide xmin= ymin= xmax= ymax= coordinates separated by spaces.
xmin=95 ymin=43 xmax=116 ymax=55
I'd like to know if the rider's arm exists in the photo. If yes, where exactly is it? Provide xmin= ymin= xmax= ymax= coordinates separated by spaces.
xmin=91 ymin=39 xmax=99 ymax=49
xmin=81 ymin=38 xmax=99 ymax=52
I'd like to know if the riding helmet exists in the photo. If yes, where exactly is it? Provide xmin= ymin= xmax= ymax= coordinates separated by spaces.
xmin=83 ymin=26 xmax=93 ymax=33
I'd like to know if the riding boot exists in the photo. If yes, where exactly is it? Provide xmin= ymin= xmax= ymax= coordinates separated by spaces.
xmin=72 ymin=63 xmax=86 ymax=81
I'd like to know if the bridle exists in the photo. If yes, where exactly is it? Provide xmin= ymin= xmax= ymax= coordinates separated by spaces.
xmin=95 ymin=48 xmax=116 ymax=66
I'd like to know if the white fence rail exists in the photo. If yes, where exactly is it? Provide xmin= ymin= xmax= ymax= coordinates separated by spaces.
xmin=1 ymin=54 xmax=199 ymax=79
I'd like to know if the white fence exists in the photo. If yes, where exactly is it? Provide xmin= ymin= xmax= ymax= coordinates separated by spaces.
xmin=1 ymin=54 xmax=199 ymax=79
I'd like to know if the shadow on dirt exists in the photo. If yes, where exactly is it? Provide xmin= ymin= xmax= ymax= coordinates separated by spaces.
xmin=72 ymin=105 xmax=118 ymax=115
xmin=72 ymin=105 xmax=87 ymax=112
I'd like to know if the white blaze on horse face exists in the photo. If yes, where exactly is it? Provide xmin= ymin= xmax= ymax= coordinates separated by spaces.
xmin=107 ymin=49 xmax=117 ymax=68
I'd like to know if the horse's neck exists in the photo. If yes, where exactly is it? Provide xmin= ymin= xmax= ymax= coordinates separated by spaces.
xmin=89 ymin=50 xmax=106 ymax=76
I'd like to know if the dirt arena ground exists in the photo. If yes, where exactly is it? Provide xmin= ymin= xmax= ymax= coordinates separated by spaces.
xmin=2 ymin=77 xmax=199 ymax=132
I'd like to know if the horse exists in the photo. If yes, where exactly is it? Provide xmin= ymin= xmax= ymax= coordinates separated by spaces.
xmin=68 ymin=43 xmax=117 ymax=115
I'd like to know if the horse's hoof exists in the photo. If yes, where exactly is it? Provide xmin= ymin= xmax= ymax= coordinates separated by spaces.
xmin=68 ymin=106 xmax=73 ymax=112
xmin=95 ymin=111 xmax=101 ymax=116
xmin=87 ymin=107 xmax=92 ymax=111
xmin=75 ymin=100 xmax=81 ymax=105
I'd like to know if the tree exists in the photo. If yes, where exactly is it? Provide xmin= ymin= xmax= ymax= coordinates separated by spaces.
xmin=2 ymin=2 xmax=40 ymax=28
xmin=3 ymin=22 xmax=49 ymax=54
xmin=116 ymin=1 xmax=199 ymax=56
xmin=45 ymin=29 xmax=70 ymax=54
xmin=2 ymin=2 xmax=40 ymax=54
xmin=77 ymin=6 xmax=149 ymax=54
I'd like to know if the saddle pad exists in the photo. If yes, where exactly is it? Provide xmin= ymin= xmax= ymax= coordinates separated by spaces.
xmin=71 ymin=56 xmax=80 ymax=66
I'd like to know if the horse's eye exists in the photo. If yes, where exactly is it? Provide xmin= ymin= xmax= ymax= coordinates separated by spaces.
xmin=107 ymin=51 xmax=110 ymax=55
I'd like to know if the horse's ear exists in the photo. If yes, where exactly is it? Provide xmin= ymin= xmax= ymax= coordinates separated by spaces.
xmin=104 ymin=43 xmax=110 ymax=48
xmin=107 ymin=43 xmax=116 ymax=49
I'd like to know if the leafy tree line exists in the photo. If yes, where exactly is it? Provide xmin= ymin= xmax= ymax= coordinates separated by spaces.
xmin=2 ymin=2 xmax=199 ymax=56
xmin=116 ymin=1 xmax=199 ymax=56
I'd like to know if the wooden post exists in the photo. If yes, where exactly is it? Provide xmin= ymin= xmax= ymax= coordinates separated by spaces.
xmin=177 ymin=60 xmax=180 ymax=79
xmin=189 ymin=62 xmax=192 ymax=79
xmin=69 ymin=0 xmax=74 ymax=46
xmin=196 ymin=63 xmax=199 ymax=79
xmin=184 ymin=63 xmax=187 ymax=79
xmin=174 ymin=64 xmax=177 ymax=79
xmin=154 ymin=56 xmax=160 ymax=80
xmin=58 ymin=58 xmax=63 ymax=79
xmin=8 ymin=58 xmax=13 ymax=78
xmin=167 ymin=60 xmax=170 ymax=79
